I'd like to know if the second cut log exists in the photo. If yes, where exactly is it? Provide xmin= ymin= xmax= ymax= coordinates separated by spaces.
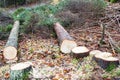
xmin=54 ymin=22 xmax=77 ymax=54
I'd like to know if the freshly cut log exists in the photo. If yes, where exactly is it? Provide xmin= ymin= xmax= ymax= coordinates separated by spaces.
xmin=10 ymin=62 xmax=32 ymax=80
xmin=71 ymin=46 xmax=89 ymax=58
xmin=54 ymin=22 xmax=77 ymax=53
xmin=94 ymin=52 xmax=119 ymax=69
xmin=3 ymin=21 xmax=20 ymax=60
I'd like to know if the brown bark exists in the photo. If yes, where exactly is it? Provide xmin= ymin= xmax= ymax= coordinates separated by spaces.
xmin=54 ymin=22 xmax=77 ymax=53
xmin=54 ymin=22 xmax=73 ymax=44
xmin=3 ymin=21 xmax=20 ymax=60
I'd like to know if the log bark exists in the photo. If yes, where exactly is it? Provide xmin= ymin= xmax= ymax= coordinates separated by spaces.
xmin=10 ymin=62 xmax=32 ymax=80
xmin=3 ymin=21 xmax=20 ymax=60
xmin=94 ymin=52 xmax=119 ymax=69
xmin=71 ymin=46 xmax=89 ymax=58
xmin=54 ymin=22 xmax=77 ymax=54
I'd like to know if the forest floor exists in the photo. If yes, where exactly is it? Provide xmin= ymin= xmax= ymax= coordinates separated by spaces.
xmin=0 ymin=2 xmax=120 ymax=80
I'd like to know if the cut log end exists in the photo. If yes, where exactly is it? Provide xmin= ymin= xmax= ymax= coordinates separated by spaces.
xmin=11 ymin=62 xmax=31 ymax=70
xmin=3 ymin=46 xmax=17 ymax=60
xmin=71 ymin=46 xmax=89 ymax=58
xmin=10 ymin=62 xmax=32 ymax=80
xmin=94 ymin=52 xmax=119 ymax=69
xmin=89 ymin=50 xmax=102 ymax=56
xmin=60 ymin=40 xmax=77 ymax=54
xmin=54 ymin=22 xmax=77 ymax=54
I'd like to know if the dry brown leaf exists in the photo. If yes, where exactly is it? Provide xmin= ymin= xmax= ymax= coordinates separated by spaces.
xmin=4 ymin=72 xmax=10 ymax=79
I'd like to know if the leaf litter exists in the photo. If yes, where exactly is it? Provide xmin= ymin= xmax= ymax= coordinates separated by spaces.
xmin=0 ymin=2 xmax=120 ymax=80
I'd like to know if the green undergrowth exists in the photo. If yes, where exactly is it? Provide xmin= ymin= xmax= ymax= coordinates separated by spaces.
xmin=0 ymin=0 xmax=107 ymax=33
xmin=75 ymin=55 xmax=120 ymax=79
xmin=0 ymin=24 xmax=13 ymax=40
xmin=110 ymin=0 xmax=118 ymax=3
xmin=11 ymin=0 xmax=107 ymax=33
xmin=72 ymin=56 xmax=97 ymax=80
xmin=66 ymin=0 xmax=106 ymax=16
xmin=0 ymin=8 xmax=12 ymax=32
xmin=11 ymin=0 xmax=68 ymax=33
xmin=55 ymin=0 xmax=107 ymax=27
xmin=105 ymin=63 xmax=117 ymax=72
xmin=0 ymin=24 xmax=13 ymax=39
xmin=0 ymin=8 xmax=13 ymax=39
xmin=102 ymin=67 xmax=120 ymax=79
xmin=0 ymin=24 xmax=13 ymax=32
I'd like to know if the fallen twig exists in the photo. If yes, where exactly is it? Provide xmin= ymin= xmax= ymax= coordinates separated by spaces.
xmin=105 ymin=30 xmax=120 ymax=54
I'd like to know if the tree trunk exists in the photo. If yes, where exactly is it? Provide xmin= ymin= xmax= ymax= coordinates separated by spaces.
xmin=94 ymin=52 xmax=119 ymax=69
xmin=10 ymin=62 xmax=32 ymax=80
xmin=3 ymin=21 xmax=20 ymax=60
xmin=54 ymin=22 xmax=77 ymax=54
xmin=71 ymin=46 xmax=89 ymax=58
xmin=3 ymin=0 xmax=6 ymax=7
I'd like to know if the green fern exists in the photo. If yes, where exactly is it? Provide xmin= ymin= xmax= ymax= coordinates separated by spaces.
xmin=110 ymin=0 xmax=118 ymax=3
xmin=12 ymin=0 xmax=67 ymax=29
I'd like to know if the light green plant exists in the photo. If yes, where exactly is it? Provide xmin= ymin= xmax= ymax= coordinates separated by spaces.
xmin=102 ymin=67 xmax=120 ymax=79
xmin=29 ymin=47 xmax=34 ymax=54
xmin=72 ymin=58 xmax=78 ymax=65
xmin=77 ymin=56 xmax=96 ymax=79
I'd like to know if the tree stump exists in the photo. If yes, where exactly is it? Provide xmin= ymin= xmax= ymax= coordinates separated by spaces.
xmin=89 ymin=50 xmax=102 ymax=56
xmin=3 ymin=21 xmax=20 ymax=60
xmin=71 ymin=46 xmax=89 ymax=58
xmin=94 ymin=52 xmax=119 ymax=69
xmin=54 ymin=22 xmax=77 ymax=54
xmin=10 ymin=62 xmax=32 ymax=80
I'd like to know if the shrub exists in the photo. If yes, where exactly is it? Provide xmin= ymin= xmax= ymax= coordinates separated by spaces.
xmin=0 ymin=24 xmax=13 ymax=32
xmin=66 ymin=0 xmax=106 ymax=14
xmin=12 ymin=7 xmax=26 ymax=21
xmin=6 ymin=24 xmax=13 ymax=32
xmin=11 ymin=0 xmax=105 ymax=31
xmin=12 ymin=0 xmax=68 ymax=33
xmin=102 ymin=67 xmax=120 ymax=79
xmin=0 ymin=8 xmax=6 ymax=15
xmin=0 ymin=24 xmax=13 ymax=40
xmin=110 ymin=0 xmax=118 ymax=3
xmin=66 ymin=0 xmax=106 ymax=12
xmin=56 ymin=0 xmax=106 ymax=27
